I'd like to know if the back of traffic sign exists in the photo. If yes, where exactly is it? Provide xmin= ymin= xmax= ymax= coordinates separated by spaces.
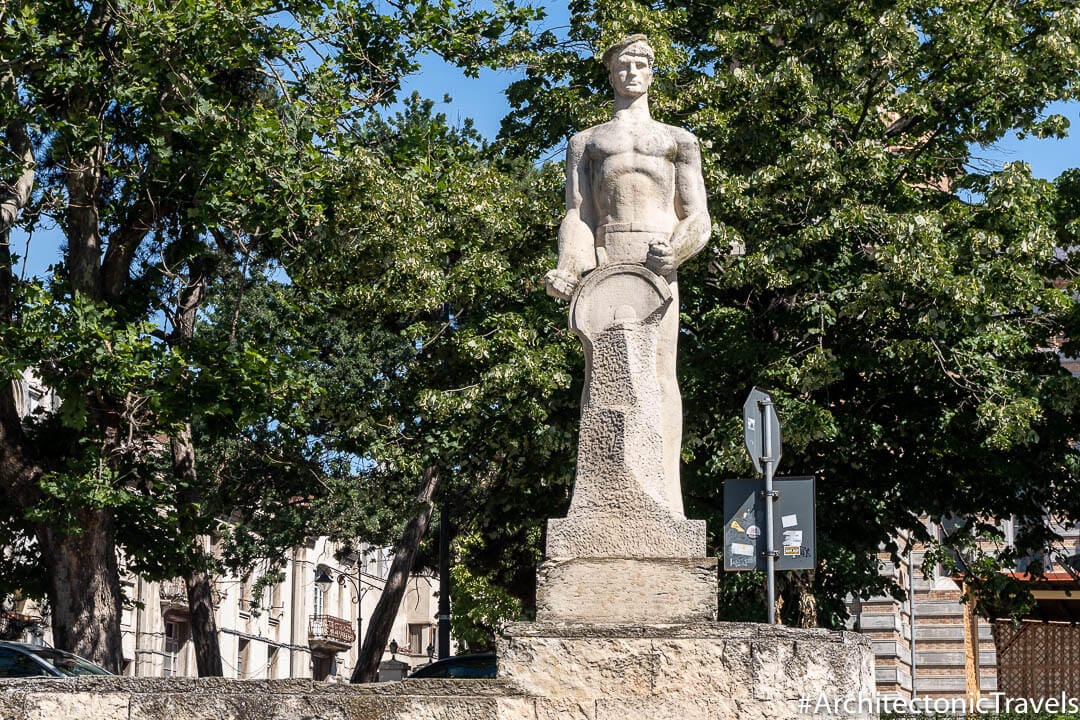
xmin=722 ymin=476 xmax=816 ymax=572
xmin=743 ymin=387 xmax=782 ymax=474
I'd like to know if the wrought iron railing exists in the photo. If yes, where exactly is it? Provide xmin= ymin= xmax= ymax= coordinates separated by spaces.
xmin=308 ymin=614 xmax=356 ymax=645
xmin=159 ymin=578 xmax=223 ymax=607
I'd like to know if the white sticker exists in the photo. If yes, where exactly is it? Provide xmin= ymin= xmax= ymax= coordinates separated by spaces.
xmin=782 ymin=514 xmax=798 ymax=528
xmin=731 ymin=542 xmax=755 ymax=557
xmin=783 ymin=530 xmax=803 ymax=546
xmin=746 ymin=525 xmax=761 ymax=539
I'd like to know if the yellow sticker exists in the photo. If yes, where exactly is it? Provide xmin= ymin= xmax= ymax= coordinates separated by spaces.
xmin=784 ymin=546 xmax=800 ymax=557
xmin=730 ymin=520 xmax=745 ymax=532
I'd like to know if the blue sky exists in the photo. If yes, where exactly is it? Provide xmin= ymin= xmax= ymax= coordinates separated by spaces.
xmin=401 ymin=52 xmax=1079 ymax=182
xmin=13 ymin=7 xmax=1080 ymax=279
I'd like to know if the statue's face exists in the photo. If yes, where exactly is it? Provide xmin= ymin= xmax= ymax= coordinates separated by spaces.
xmin=609 ymin=52 xmax=653 ymax=98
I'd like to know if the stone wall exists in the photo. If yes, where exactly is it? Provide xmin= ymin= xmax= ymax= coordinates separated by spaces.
xmin=500 ymin=621 xmax=875 ymax=720
xmin=0 ymin=677 xmax=531 ymax=720
xmin=1 ymin=622 xmax=876 ymax=720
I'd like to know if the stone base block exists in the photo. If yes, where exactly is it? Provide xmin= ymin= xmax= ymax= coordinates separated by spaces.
xmin=546 ymin=513 xmax=705 ymax=558
xmin=498 ymin=621 xmax=877 ymax=719
xmin=536 ymin=557 xmax=717 ymax=623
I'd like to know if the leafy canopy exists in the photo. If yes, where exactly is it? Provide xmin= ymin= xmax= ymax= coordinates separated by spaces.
xmin=495 ymin=0 xmax=1080 ymax=624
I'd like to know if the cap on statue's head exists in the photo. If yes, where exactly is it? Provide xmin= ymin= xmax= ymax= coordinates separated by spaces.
xmin=601 ymin=34 xmax=655 ymax=70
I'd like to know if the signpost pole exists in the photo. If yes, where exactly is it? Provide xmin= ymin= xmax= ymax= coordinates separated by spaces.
xmin=761 ymin=397 xmax=777 ymax=625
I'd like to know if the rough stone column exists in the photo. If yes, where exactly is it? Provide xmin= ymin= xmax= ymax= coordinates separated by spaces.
xmin=540 ymin=264 xmax=716 ymax=623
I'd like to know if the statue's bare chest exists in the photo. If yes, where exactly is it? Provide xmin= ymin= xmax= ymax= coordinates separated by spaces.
xmin=586 ymin=123 xmax=677 ymax=163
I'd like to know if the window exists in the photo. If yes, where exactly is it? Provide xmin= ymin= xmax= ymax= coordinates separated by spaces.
xmin=313 ymin=582 xmax=325 ymax=617
xmin=0 ymin=647 xmax=48 ymax=677
xmin=267 ymin=646 xmax=279 ymax=680
xmin=163 ymin=620 xmax=188 ymax=677
xmin=239 ymin=576 xmax=252 ymax=613
xmin=236 ymin=638 xmax=250 ymax=679
xmin=407 ymin=624 xmax=427 ymax=655
xmin=312 ymin=654 xmax=332 ymax=681
xmin=266 ymin=579 xmax=280 ymax=618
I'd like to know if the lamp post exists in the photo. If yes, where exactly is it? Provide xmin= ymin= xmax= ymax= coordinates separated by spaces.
xmin=314 ymin=568 xmax=332 ymax=595
xmin=314 ymin=566 xmax=372 ymax=661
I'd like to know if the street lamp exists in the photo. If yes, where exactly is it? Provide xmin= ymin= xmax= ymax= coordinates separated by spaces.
xmin=314 ymin=566 xmax=372 ymax=659
xmin=314 ymin=568 xmax=333 ymax=595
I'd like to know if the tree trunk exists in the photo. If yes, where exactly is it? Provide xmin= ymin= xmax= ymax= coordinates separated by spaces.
xmin=351 ymin=466 xmax=441 ymax=683
xmin=38 ymin=511 xmax=125 ymax=672
xmin=185 ymin=565 xmax=223 ymax=676
xmin=0 ymin=120 xmax=40 ymax=495
xmin=779 ymin=571 xmax=819 ymax=628
xmin=170 ymin=257 xmax=223 ymax=676
xmin=65 ymin=150 xmax=105 ymax=298
xmin=173 ymin=421 xmax=223 ymax=676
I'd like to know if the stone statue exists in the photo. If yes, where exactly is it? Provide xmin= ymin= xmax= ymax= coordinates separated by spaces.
xmin=545 ymin=34 xmax=711 ymax=522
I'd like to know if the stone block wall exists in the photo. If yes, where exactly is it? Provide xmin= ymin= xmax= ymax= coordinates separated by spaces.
xmin=1 ymin=622 xmax=877 ymax=720
xmin=0 ymin=678 xmax=530 ymax=720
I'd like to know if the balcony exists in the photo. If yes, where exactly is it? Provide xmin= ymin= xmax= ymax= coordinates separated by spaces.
xmin=159 ymin=579 xmax=223 ymax=611
xmin=308 ymin=614 xmax=355 ymax=652
xmin=159 ymin=579 xmax=188 ymax=612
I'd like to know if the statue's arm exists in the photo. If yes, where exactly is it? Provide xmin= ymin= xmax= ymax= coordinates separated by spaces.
xmin=670 ymin=130 xmax=711 ymax=267
xmin=546 ymin=133 xmax=596 ymax=300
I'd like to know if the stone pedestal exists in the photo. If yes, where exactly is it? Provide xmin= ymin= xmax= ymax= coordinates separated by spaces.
xmin=536 ymin=558 xmax=717 ymax=624
xmin=545 ymin=264 xmax=717 ymax=624
xmin=498 ymin=621 xmax=877 ymax=720
xmin=556 ymin=263 xmax=690 ymax=558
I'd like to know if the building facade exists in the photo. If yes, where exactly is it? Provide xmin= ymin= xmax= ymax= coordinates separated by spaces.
xmin=5 ymin=536 xmax=444 ymax=681
xmin=847 ymin=517 xmax=1080 ymax=701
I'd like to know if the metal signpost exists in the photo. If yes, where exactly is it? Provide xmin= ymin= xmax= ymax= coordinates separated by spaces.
xmin=744 ymin=388 xmax=780 ymax=624
xmin=724 ymin=387 xmax=816 ymax=625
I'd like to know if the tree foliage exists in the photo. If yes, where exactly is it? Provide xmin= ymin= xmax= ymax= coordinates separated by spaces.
xmin=276 ymin=97 xmax=577 ymax=651
xmin=0 ymin=0 xmax=538 ymax=668
xmin=496 ymin=0 xmax=1080 ymax=625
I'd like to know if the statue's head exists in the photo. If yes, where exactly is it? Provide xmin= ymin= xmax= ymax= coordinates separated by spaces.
xmin=602 ymin=35 xmax=655 ymax=99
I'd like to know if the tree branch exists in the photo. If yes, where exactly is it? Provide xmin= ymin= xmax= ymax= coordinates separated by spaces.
xmin=102 ymin=196 xmax=158 ymax=299
xmin=0 ymin=122 xmax=35 ymax=235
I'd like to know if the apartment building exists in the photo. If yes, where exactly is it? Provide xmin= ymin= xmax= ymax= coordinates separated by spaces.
xmin=3 ymin=538 xmax=443 ymax=681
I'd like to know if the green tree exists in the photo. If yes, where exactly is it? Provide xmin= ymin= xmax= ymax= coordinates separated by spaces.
xmin=0 ymin=0 xmax=535 ymax=671
xmin=272 ymin=96 xmax=577 ymax=679
xmin=497 ymin=0 xmax=1080 ymax=624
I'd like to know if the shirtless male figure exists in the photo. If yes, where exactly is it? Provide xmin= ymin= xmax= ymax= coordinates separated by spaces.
xmin=545 ymin=35 xmax=711 ymax=515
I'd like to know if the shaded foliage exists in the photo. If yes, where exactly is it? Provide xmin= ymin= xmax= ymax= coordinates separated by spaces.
xmin=493 ymin=0 xmax=1080 ymax=625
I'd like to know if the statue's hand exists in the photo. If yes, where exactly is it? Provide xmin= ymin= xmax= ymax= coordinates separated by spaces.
xmin=646 ymin=240 xmax=676 ymax=276
xmin=545 ymin=268 xmax=579 ymax=300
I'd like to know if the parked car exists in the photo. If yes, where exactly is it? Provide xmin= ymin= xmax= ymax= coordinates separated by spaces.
xmin=406 ymin=653 xmax=497 ymax=679
xmin=0 ymin=641 xmax=113 ymax=678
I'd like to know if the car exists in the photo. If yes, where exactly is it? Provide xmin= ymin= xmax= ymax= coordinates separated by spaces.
xmin=405 ymin=653 xmax=497 ymax=679
xmin=0 ymin=641 xmax=114 ymax=678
